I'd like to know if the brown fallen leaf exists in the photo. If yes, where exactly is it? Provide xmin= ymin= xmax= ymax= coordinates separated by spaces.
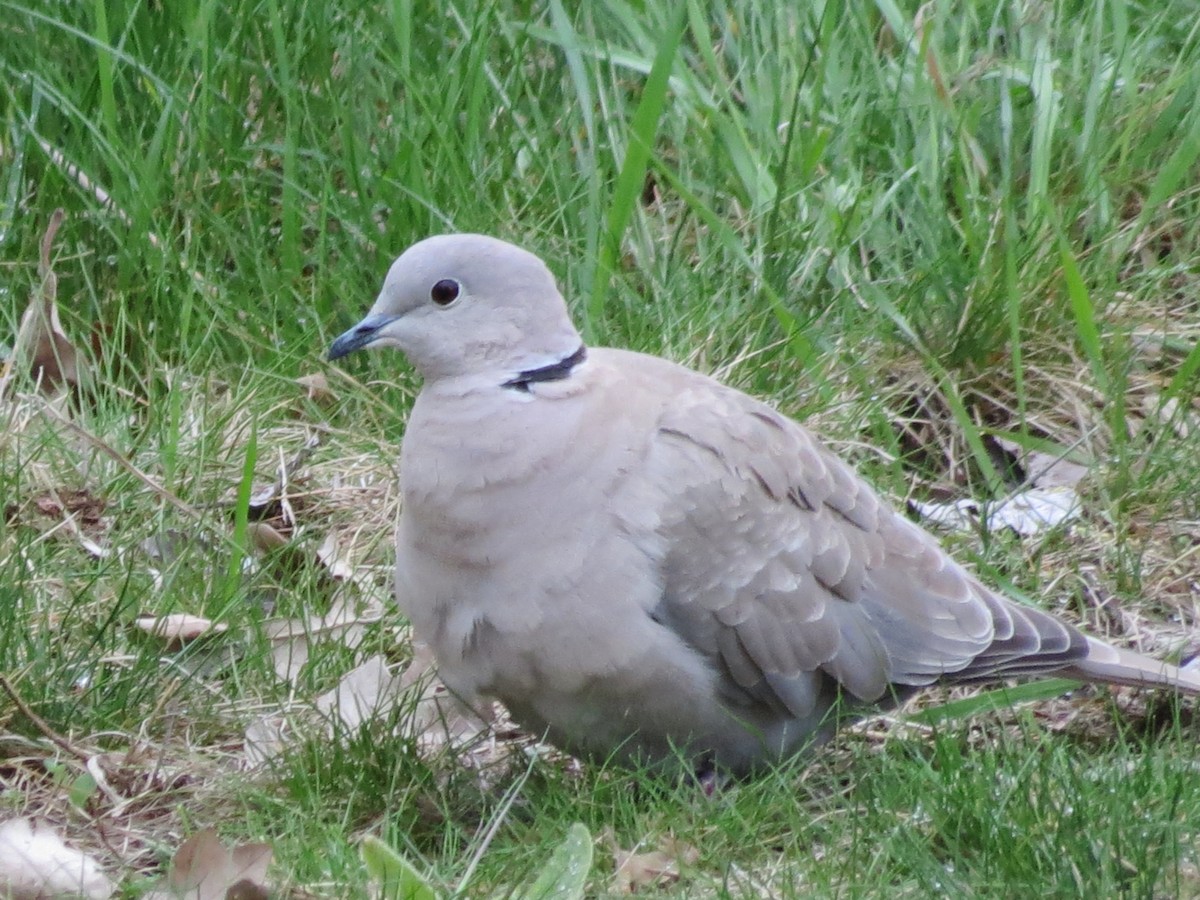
xmin=243 ymin=654 xmax=403 ymax=768
xmin=2 ymin=209 xmax=90 ymax=397
xmin=242 ymin=713 xmax=290 ymax=769
xmin=296 ymin=371 xmax=334 ymax=406
xmin=607 ymin=831 xmax=700 ymax=894
xmin=134 ymin=613 xmax=229 ymax=648
xmin=28 ymin=487 xmax=107 ymax=526
xmin=262 ymin=590 xmax=383 ymax=684
xmin=314 ymin=654 xmax=405 ymax=732
xmin=911 ymin=487 xmax=1081 ymax=537
xmin=249 ymin=525 xmax=360 ymax=595
xmin=142 ymin=829 xmax=272 ymax=900
xmin=253 ymin=523 xmax=388 ymax=678
xmin=246 ymin=520 xmax=290 ymax=554
xmin=245 ymin=520 xmax=314 ymax=602
xmin=8 ymin=487 xmax=112 ymax=558
xmin=397 ymin=641 xmax=491 ymax=754
xmin=243 ymin=648 xmax=491 ymax=769
xmin=314 ymin=530 xmax=356 ymax=582
xmin=0 ymin=817 xmax=115 ymax=900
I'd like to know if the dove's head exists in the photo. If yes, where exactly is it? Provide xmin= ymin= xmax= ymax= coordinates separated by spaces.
xmin=328 ymin=234 xmax=583 ymax=383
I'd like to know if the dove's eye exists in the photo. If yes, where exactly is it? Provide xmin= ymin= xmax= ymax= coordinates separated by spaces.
xmin=431 ymin=279 xmax=461 ymax=306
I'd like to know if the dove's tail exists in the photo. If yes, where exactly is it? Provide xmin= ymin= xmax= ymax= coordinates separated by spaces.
xmin=1060 ymin=637 xmax=1200 ymax=695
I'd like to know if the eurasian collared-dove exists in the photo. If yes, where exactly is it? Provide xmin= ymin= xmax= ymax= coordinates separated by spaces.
xmin=329 ymin=234 xmax=1200 ymax=774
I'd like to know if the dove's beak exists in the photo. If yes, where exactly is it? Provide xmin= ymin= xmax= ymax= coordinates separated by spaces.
xmin=327 ymin=314 xmax=401 ymax=361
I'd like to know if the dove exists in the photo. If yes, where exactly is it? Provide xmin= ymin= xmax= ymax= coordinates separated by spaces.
xmin=328 ymin=234 xmax=1200 ymax=775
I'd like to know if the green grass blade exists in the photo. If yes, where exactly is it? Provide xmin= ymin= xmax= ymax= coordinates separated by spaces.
xmin=265 ymin=0 xmax=301 ymax=278
xmin=516 ymin=823 xmax=594 ymax=900
xmin=1164 ymin=337 xmax=1200 ymax=402
xmin=910 ymin=679 xmax=1082 ymax=725
xmin=548 ymin=0 xmax=603 ymax=302
xmin=1057 ymin=235 xmax=1109 ymax=395
xmin=0 ymin=115 xmax=27 ymax=249
xmin=1143 ymin=103 xmax=1200 ymax=214
xmin=1026 ymin=29 xmax=1058 ymax=220
xmin=361 ymin=836 xmax=440 ymax=900
xmin=861 ymin=283 xmax=1003 ymax=492
xmin=586 ymin=5 xmax=688 ymax=333
xmin=520 ymin=21 xmax=710 ymax=106
xmin=89 ymin=0 xmax=118 ymax=141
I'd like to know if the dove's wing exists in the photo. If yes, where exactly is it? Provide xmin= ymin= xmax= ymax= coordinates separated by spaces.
xmin=630 ymin=373 xmax=1104 ymax=721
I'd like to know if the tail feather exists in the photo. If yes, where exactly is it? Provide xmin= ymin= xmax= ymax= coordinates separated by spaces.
xmin=1060 ymin=637 xmax=1200 ymax=695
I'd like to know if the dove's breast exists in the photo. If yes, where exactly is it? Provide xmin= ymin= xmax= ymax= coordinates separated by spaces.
xmin=395 ymin=369 xmax=661 ymax=676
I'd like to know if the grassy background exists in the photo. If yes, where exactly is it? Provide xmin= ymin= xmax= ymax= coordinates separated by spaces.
xmin=3 ymin=0 xmax=1200 ymax=895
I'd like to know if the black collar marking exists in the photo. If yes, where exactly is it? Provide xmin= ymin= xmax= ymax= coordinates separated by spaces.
xmin=502 ymin=345 xmax=588 ymax=392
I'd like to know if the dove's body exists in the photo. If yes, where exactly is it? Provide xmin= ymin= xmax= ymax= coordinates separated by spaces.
xmin=397 ymin=349 xmax=841 ymax=769
xmin=330 ymin=234 xmax=1200 ymax=774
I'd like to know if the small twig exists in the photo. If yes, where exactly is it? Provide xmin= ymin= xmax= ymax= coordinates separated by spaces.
xmin=0 ymin=674 xmax=90 ymax=761
xmin=252 ymin=431 xmax=322 ymax=522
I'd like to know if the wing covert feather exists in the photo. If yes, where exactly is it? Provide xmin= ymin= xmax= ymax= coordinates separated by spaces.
xmin=636 ymin=380 xmax=1089 ymax=709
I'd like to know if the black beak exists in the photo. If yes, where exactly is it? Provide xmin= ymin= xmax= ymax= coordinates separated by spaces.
xmin=327 ymin=314 xmax=400 ymax=361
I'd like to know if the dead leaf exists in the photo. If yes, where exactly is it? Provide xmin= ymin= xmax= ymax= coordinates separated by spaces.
xmin=142 ymin=829 xmax=272 ymax=900
xmin=263 ymin=588 xmax=384 ymax=683
xmin=75 ymin=533 xmax=111 ymax=559
xmin=249 ymin=525 xmax=362 ymax=597
xmin=606 ymin=831 xmax=699 ymax=894
xmin=1141 ymin=392 xmax=1199 ymax=439
xmin=251 ymin=524 xmax=387 ymax=680
xmin=10 ymin=488 xmax=111 ymax=557
xmin=397 ymin=642 xmax=490 ymax=754
xmin=27 ymin=488 xmax=106 ymax=526
xmin=243 ymin=714 xmax=289 ymax=768
xmin=0 ymin=817 xmax=115 ymax=900
xmin=912 ymin=486 xmax=1082 ymax=537
xmin=247 ymin=433 xmax=321 ymax=523
xmin=314 ymin=530 xmax=355 ymax=581
xmin=135 ymin=613 xmax=229 ymax=648
xmin=243 ymin=649 xmax=489 ymax=769
xmin=315 ymin=654 xmax=404 ymax=732
xmin=246 ymin=521 xmax=290 ymax=553
xmin=1020 ymin=453 xmax=1090 ymax=490
xmin=244 ymin=655 xmax=403 ymax=768
xmin=2 ymin=209 xmax=90 ymax=397
xmin=991 ymin=435 xmax=1091 ymax=490
xmin=296 ymin=371 xmax=334 ymax=405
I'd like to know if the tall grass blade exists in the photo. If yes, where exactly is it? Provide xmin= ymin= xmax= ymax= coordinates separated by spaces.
xmin=1057 ymin=236 xmax=1108 ymax=395
xmin=586 ymin=5 xmax=688 ymax=333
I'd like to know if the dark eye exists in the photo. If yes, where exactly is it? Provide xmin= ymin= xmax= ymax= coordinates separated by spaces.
xmin=430 ymin=279 xmax=460 ymax=306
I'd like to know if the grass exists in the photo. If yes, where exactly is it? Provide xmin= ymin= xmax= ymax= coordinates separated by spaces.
xmin=3 ymin=0 xmax=1200 ymax=895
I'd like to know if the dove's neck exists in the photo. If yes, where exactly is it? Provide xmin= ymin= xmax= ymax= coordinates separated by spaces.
xmin=501 ymin=345 xmax=587 ymax=392
xmin=417 ymin=338 xmax=589 ymax=396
